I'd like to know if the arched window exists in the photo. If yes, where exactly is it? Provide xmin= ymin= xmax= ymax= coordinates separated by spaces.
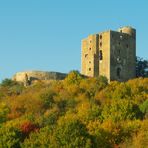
xmin=117 ymin=67 xmax=121 ymax=78
xmin=100 ymin=35 xmax=102 ymax=39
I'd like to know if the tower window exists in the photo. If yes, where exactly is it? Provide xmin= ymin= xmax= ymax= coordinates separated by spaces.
xmin=89 ymin=68 xmax=91 ymax=71
xmin=89 ymin=47 xmax=91 ymax=50
xmin=100 ymin=35 xmax=102 ymax=39
xmin=90 ymin=40 xmax=92 ymax=43
xmin=99 ymin=50 xmax=103 ymax=60
xmin=117 ymin=67 xmax=121 ymax=79
xmin=85 ymin=54 xmax=88 ymax=58
xmin=89 ymin=61 xmax=91 ymax=64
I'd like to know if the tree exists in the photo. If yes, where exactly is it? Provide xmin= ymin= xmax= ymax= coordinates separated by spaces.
xmin=140 ymin=99 xmax=148 ymax=119
xmin=54 ymin=118 xmax=92 ymax=147
xmin=0 ymin=103 xmax=10 ymax=123
xmin=0 ymin=126 xmax=22 ymax=148
xmin=64 ymin=70 xmax=83 ymax=85
xmin=136 ymin=57 xmax=148 ymax=77
xmin=101 ymin=99 xmax=141 ymax=122
xmin=0 ymin=79 xmax=24 ymax=96
xmin=0 ymin=79 xmax=18 ymax=87
xmin=39 ymin=90 xmax=55 ymax=109
xmin=20 ymin=126 xmax=53 ymax=147
xmin=20 ymin=121 xmax=39 ymax=137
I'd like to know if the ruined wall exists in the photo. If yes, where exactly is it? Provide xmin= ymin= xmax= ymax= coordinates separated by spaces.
xmin=81 ymin=34 xmax=99 ymax=77
xmin=12 ymin=71 xmax=67 ymax=84
xmin=98 ymin=31 xmax=110 ymax=81
xmin=81 ymin=26 xmax=136 ymax=82
xmin=110 ymin=27 xmax=136 ymax=81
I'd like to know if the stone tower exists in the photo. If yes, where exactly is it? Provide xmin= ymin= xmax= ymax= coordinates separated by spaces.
xmin=81 ymin=26 xmax=136 ymax=82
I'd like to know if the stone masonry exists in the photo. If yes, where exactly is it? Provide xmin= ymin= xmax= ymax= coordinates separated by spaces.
xmin=81 ymin=26 xmax=136 ymax=82
xmin=12 ymin=71 xmax=67 ymax=85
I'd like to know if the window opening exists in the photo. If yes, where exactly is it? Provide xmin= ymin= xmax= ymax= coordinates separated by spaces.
xmin=100 ymin=35 xmax=102 ymax=39
xmin=117 ymin=67 xmax=121 ymax=78
xmin=85 ymin=54 xmax=88 ymax=58
xmin=99 ymin=50 xmax=103 ymax=60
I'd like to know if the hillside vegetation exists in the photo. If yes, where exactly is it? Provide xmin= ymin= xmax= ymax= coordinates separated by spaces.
xmin=0 ymin=71 xmax=148 ymax=148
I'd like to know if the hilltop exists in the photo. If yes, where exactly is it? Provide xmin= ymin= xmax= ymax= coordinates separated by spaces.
xmin=0 ymin=71 xmax=148 ymax=147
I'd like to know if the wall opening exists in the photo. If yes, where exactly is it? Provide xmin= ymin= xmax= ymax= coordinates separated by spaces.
xmin=85 ymin=54 xmax=88 ymax=58
xmin=118 ymin=49 xmax=120 ymax=55
xmin=99 ymin=50 xmax=103 ymax=60
xmin=100 ymin=35 xmax=102 ymax=39
xmin=89 ymin=68 xmax=91 ymax=71
xmin=117 ymin=67 xmax=121 ymax=79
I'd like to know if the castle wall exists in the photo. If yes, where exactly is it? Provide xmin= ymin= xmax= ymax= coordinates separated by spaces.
xmin=12 ymin=71 xmax=67 ymax=84
xmin=98 ymin=31 xmax=110 ymax=81
xmin=81 ymin=34 xmax=99 ymax=77
xmin=81 ymin=26 xmax=136 ymax=82
xmin=110 ymin=29 xmax=136 ymax=81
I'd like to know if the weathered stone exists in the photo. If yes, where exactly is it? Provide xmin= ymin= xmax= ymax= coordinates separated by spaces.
xmin=81 ymin=26 xmax=136 ymax=82
xmin=12 ymin=71 xmax=67 ymax=84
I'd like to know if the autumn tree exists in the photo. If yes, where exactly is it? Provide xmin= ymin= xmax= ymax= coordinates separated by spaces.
xmin=136 ymin=57 xmax=148 ymax=77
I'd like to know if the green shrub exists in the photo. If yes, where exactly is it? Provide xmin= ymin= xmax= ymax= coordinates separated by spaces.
xmin=0 ymin=126 xmax=22 ymax=148
xmin=54 ymin=118 xmax=92 ymax=147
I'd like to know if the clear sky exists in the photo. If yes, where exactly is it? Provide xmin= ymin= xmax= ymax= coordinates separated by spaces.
xmin=0 ymin=0 xmax=148 ymax=81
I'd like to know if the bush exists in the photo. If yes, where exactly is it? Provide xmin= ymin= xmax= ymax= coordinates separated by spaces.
xmin=39 ymin=90 xmax=55 ymax=109
xmin=101 ymin=99 xmax=141 ymax=122
xmin=54 ymin=117 xmax=92 ymax=147
xmin=0 ymin=126 xmax=22 ymax=148
xmin=20 ymin=121 xmax=39 ymax=137
xmin=0 ymin=103 xmax=10 ymax=123
xmin=21 ymin=126 xmax=53 ymax=147
xmin=140 ymin=99 xmax=148 ymax=118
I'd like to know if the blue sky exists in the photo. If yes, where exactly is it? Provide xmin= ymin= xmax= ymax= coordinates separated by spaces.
xmin=0 ymin=0 xmax=148 ymax=81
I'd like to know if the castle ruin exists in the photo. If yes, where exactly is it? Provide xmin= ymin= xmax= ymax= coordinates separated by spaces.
xmin=12 ymin=71 xmax=67 ymax=85
xmin=81 ymin=26 xmax=136 ymax=82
